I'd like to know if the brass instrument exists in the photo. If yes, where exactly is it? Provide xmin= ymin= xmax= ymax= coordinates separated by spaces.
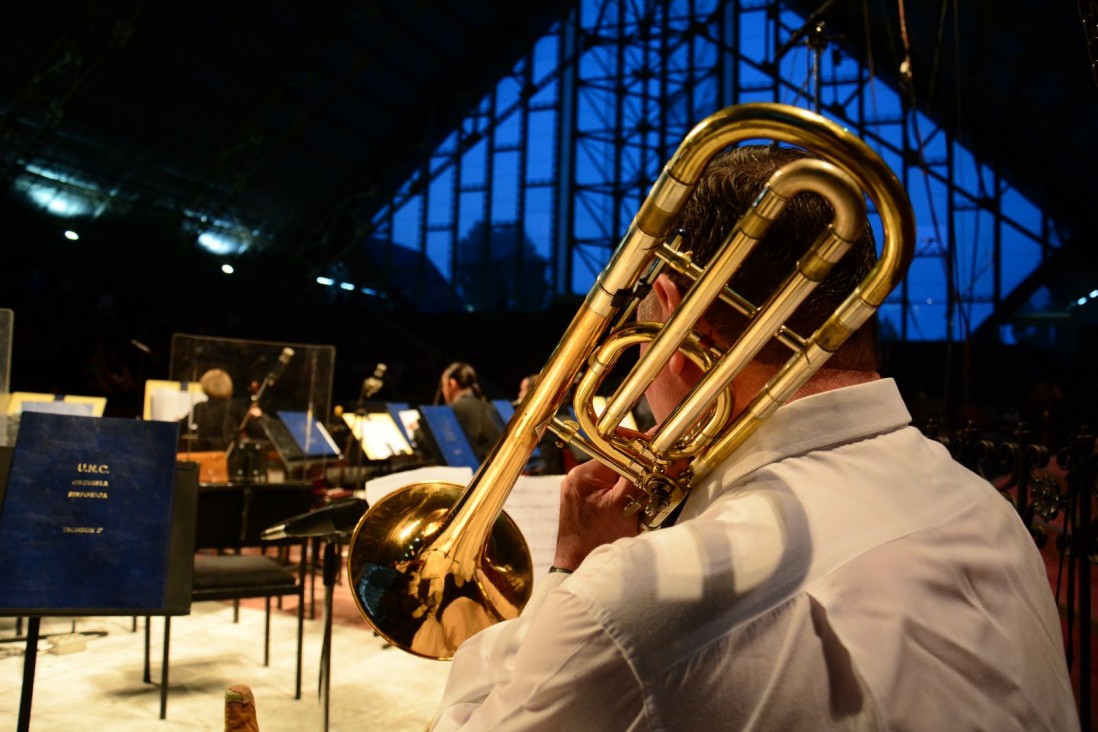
xmin=346 ymin=103 xmax=916 ymax=660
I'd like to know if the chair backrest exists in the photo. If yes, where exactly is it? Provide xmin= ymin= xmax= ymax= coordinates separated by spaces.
xmin=194 ymin=482 xmax=316 ymax=550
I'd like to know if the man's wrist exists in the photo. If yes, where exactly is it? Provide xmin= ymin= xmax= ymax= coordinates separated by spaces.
xmin=548 ymin=565 xmax=574 ymax=574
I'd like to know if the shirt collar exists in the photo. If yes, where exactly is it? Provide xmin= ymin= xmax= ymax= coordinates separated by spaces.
xmin=677 ymin=377 xmax=911 ymax=521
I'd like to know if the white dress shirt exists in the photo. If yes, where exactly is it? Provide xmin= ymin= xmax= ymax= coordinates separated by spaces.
xmin=432 ymin=378 xmax=1079 ymax=731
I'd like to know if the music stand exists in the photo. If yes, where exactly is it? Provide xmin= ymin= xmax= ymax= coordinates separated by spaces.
xmin=0 ymin=415 xmax=195 ymax=731
xmin=142 ymin=379 xmax=207 ymax=422
xmin=260 ymin=411 xmax=341 ymax=478
xmin=261 ymin=498 xmax=367 ymax=732
xmin=341 ymin=411 xmax=412 ymax=461
xmin=415 ymin=405 xmax=481 ymax=470
xmin=6 ymin=392 xmax=107 ymax=418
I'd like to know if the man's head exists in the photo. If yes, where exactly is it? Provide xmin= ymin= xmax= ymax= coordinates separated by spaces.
xmin=655 ymin=143 xmax=880 ymax=372
xmin=517 ymin=373 xmax=539 ymax=403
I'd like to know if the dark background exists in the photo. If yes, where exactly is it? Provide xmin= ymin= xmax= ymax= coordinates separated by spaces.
xmin=3 ymin=0 xmax=1097 ymax=451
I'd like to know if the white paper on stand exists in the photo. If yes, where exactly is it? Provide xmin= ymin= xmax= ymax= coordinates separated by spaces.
xmin=505 ymin=474 xmax=563 ymax=579
xmin=363 ymin=465 xmax=473 ymax=505
xmin=362 ymin=467 xmax=564 ymax=584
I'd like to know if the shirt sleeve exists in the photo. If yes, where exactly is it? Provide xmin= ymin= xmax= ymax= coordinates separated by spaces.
xmin=430 ymin=571 xmax=645 ymax=731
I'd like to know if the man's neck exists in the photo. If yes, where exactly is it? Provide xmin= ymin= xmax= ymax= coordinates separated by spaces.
xmin=791 ymin=368 xmax=880 ymax=400
xmin=733 ymin=362 xmax=880 ymax=414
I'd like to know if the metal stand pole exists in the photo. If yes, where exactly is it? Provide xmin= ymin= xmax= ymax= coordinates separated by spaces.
xmin=319 ymin=539 xmax=339 ymax=732
xmin=17 ymin=616 xmax=41 ymax=732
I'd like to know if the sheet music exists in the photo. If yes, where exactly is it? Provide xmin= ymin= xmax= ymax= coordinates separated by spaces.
xmin=505 ymin=475 xmax=563 ymax=579
xmin=8 ymin=392 xmax=107 ymax=417
xmin=20 ymin=401 xmax=95 ymax=417
xmin=363 ymin=465 xmax=474 ymax=505
xmin=344 ymin=412 xmax=413 ymax=460
xmin=151 ymin=387 xmax=206 ymax=422
xmin=362 ymin=468 xmax=564 ymax=583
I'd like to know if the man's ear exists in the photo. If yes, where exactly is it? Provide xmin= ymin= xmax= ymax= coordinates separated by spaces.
xmin=650 ymin=275 xmax=696 ymax=379
xmin=650 ymin=274 xmax=683 ymax=320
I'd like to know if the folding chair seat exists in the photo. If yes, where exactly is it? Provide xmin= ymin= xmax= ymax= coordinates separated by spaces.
xmin=145 ymin=482 xmax=315 ymax=719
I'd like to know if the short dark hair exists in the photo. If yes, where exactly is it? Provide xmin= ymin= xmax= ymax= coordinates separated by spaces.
xmin=669 ymin=144 xmax=880 ymax=371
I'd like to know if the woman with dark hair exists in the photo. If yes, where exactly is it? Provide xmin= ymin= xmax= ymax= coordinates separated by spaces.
xmin=439 ymin=361 xmax=502 ymax=461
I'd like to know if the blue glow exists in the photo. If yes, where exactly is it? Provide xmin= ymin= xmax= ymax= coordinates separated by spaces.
xmin=18 ymin=165 xmax=106 ymax=218
xmin=198 ymin=230 xmax=249 ymax=255
xmin=316 ymin=276 xmax=335 ymax=286
xmin=27 ymin=186 xmax=93 ymax=218
xmin=340 ymin=282 xmax=355 ymax=291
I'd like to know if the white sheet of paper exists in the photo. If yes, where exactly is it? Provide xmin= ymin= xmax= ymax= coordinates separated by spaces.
xmin=505 ymin=475 xmax=563 ymax=579
xmin=362 ymin=467 xmax=564 ymax=582
xmin=363 ymin=465 xmax=474 ymax=506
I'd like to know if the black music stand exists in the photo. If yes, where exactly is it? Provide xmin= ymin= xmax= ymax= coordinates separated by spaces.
xmin=262 ymin=497 xmax=368 ymax=732
xmin=0 ymin=421 xmax=196 ymax=732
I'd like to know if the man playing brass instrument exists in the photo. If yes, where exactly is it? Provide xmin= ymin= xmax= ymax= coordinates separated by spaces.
xmin=431 ymin=146 xmax=1078 ymax=730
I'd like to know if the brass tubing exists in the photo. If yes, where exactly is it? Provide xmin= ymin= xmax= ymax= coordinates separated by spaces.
xmin=651 ymin=161 xmax=866 ymax=457
xmin=345 ymin=102 xmax=916 ymax=656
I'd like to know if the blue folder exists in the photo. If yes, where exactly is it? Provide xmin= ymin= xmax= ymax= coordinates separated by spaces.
xmin=0 ymin=412 xmax=185 ymax=614
xmin=417 ymin=405 xmax=480 ymax=470
xmin=276 ymin=410 xmax=341 ymax=458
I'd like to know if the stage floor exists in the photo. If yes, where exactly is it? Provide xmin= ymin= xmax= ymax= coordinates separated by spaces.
xmin=0 ymin=576 xmax=450 ymax=731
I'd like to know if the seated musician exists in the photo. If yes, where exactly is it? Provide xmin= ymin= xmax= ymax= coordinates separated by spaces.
xmin=439 ymin=361 xmax=502 ymax=462
xmin=183 ymin=368 xmax=261 ymax=452
xmin=429 ymin=146 xmax=1078 ymax=729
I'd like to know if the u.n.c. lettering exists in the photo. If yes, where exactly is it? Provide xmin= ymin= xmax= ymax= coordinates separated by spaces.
xmin=76 ymin=463 xmax=110 ymax=474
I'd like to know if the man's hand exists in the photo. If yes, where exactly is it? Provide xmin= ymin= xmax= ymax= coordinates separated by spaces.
xmin=553 ymin=457 xmax=642 ymax=571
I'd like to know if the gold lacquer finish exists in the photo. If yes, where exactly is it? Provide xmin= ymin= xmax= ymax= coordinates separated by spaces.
xmin=347 ymin=481 xmax=531 ymax=660
xmin=345 ymin=102 xmax=916 ymax=659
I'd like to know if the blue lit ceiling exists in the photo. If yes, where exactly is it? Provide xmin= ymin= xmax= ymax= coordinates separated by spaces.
xmin=2 ymin=0 xmax=1096 ymax=323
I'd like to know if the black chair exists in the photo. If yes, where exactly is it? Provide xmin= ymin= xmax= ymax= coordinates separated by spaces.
xmin=144 ymin=481 xmax=316 ymax=719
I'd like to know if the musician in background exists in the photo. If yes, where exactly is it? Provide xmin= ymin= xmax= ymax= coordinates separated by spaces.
xmin=183 ymin=368 xmax=261 ymax=452
xmin=439 ymin=361 xmax=502 ymax=462
xmin=515 ymin=372 xmax=566 ymax=475
xmin=514 ymin=373 xmax=539 ymax=406
xmin=431 ymin=146 xmax=1078 ymax=729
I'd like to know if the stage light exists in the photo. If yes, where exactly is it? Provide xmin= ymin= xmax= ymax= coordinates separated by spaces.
xmin=198 ymin=230 xmax=250 ymax=255
xmin=1090 ymin=289 xmax=1098 ymax=299
xmin=316 ymin=276 xmax=335 ymax=286
xmin=340 ymin=282 xmax=355 ymax=291
xmin=221 ymin=264 xmax=234 ymax=274
xmin=64 ymin=230 xmax=79 ymax=241
xmin=18 ymin=165 xmax=103 ymax=219
xmin=1078 ymin=297 xmax=1088 ymax=306
xmin=26 ymin=186 xmax=93 ymax=218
